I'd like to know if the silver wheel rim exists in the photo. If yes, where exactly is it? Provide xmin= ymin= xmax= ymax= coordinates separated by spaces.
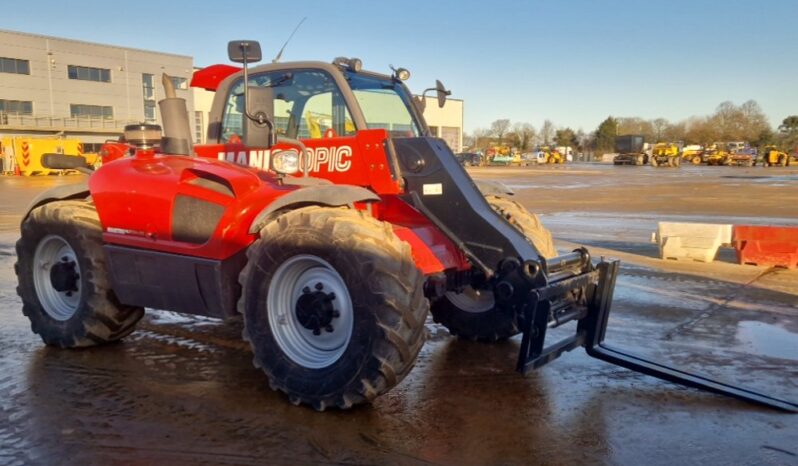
xmin=446 ymin=286 xmax=495 ymax=313
xmin=267 ymin=255 xmax=354 ymax=369
xmin=33 ymin=235 xmax=81 ymax=321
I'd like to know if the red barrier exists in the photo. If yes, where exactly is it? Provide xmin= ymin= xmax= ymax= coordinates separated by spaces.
xmin=732 ymin=225 xmax=798 ymax=269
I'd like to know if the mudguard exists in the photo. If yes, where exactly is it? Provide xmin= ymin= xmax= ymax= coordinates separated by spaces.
xmin=248 ymin=184 xmax=379 ymax=234
xmin=474 ymin=179 xmax=514 ymax=197
xmin=22 ymin=181 xmax=90 ymax=223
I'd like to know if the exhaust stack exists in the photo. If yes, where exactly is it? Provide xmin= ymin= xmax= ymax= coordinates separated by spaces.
xmin=159 ymin=74 xmax=193 ymax=155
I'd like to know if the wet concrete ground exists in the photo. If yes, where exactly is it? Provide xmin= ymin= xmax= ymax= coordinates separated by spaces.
xmin=1 ymin=164 xmax=797 ymax=465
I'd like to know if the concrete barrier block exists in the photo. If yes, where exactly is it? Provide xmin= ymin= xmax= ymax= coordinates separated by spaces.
xmin=657 ymin=222 xmax=732 ymax=262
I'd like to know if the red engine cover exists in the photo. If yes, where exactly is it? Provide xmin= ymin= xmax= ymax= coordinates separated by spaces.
xmin=90 ymin=131 xmax=470 ymax=275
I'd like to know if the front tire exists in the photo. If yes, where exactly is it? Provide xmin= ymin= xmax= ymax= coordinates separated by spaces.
xmin=15 ymin=200 xmax=144 ymax=347
xmin=239 ymin=207 xmax=428 ymax=410
xmin=431 ymin=196 xmax=557 ymax=341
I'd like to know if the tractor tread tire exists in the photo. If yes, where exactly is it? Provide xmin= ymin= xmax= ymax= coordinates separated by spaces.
xmin=238 ymin=206 xmax=428 ymax=410
xmin=15 ymin=200 xmax=144 ymax=348
xmin=486 ymin=195 xmax=557 ymax=258
xmin=431 ymin=196 xmax=556 ymax=342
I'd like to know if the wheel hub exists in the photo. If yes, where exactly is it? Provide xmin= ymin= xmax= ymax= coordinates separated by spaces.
xmin=266 ymin=255 xmax=354 ymax=369
xmin=49 ymin=257 xmax=80 ymax=294
xmin=33 ymin=235 xmax=82 ymax=321
xmin=295 ymin=282 xmax=339 ymax=335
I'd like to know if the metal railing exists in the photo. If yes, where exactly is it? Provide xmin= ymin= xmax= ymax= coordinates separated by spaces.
xmin=0 ymin=112 xmax=138 ymax=131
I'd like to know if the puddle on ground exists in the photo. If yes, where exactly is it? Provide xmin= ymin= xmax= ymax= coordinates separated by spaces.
xmin=720 ymin=175 xmax=798 ymax=183
xmin=746 ymin=175 xmax=797 ymax=183
xmin=147 ymin=310 xmax=223 ymax=327
xmin=506 ymin=182 xmax=594 ymax=190
xmin=735 ymin=321 xmax=798 ymax=360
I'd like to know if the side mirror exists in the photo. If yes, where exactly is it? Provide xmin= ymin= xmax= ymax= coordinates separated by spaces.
xmin=244 ymin=86 xmax=275 ymax=147
xmin=41 ymin=154 xmax=90 ymax=170
xmin=422 ymin=80 xmax=452 ymax=109
xmin=227 ymin=40 xmax=275 ymax=148
xmin=435 ymin=80 xmax=451 ymax=109
xmin=227 ymin=40 xmax=262 ymax=64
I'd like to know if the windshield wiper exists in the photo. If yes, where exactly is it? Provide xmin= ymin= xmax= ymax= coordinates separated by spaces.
xmin=234 ymin=73 xmax=294 ymax=96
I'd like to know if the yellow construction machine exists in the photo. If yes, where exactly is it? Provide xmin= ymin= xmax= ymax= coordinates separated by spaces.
xmin=704 ymin=143 xmax=731 ymax=166
xmin=761 ymin=145 xmax=795 ymax=167
xmin=305 ymin=112 xmax=356 ymax=139
xmin=0 ymin=136 xmax=89 ymax=176
xmin=681 ymin=145 xmax=704 ymax=165
xmin=650 ymin=142 xmax=681 ymax=167
xmin=539 ymin=146 xmax=566 ymax=164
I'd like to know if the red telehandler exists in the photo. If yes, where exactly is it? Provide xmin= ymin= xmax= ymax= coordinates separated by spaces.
xmin=16 ymin=40 xmax=797 ymax=411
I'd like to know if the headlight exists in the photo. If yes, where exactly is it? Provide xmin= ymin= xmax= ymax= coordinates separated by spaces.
xmin=272 ymin=149 xmax=300 ymax=174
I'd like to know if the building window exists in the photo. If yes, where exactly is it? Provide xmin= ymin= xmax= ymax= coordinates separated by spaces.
xmin=68 ymin=65 xmax=111 ymax=83
xmin=429 ymin=125 xmax=439 ymax=137
xmin=144 ymin=101 xmax=156 ymax=122
xmin=142 ymin=74 xmax=157 ymax=123
xmin=70 ymin=104 xmax=113 ymax=119
xmin=142 ymin=74 xmax=155 ymax=99
xmin=441 ymin=126 xmax=461 ymax=152
xmin=171 ymin=76 xmax=188 ymax=90
xmin=81 ymin=143 xmax=104 ymax=153
xmin=0 ymin=57 xmax=30 ymax=75
xmin=0 ymin=99 xmax=33 ymax=115
xmin=194 ymin=111 xmax=204 ymax=144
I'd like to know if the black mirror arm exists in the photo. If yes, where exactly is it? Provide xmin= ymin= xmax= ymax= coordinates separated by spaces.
xmin=241 ymin=48 xmax=277 ymax=147
xmin=421 ymin=86 xmax=452 ymax=99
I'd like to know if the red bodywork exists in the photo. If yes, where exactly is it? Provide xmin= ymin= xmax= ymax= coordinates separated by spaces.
xmin=190 ymin=64 xmax=241 ymax=91
xmin=90 ymin=129 xmax=469 ymax=276
xmin=99 ymin=141 xmax=130 ymax=165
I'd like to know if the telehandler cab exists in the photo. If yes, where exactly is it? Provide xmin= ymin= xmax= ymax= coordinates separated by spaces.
xmin=16 ymin=40 xmax=797 ymax=412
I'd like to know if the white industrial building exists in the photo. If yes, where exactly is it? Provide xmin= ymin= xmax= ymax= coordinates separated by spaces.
xmin=0 ymin=29 xmax=194 ymax=151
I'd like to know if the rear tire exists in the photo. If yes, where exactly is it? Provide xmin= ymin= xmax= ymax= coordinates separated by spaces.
xmin=431 ymin=196 xmax=556 ymax=342
xmin=238 ymin=207 xmax=428 ymax=410
xmin=15 ymin=200 xmax=144 ymax=347
xmin=692 ymin=156 xmax=702 ymax=165
xmin=485 ymin=195 xmax=557 ymax=258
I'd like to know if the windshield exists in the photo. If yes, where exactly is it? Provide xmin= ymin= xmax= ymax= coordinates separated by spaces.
xmin=221 ymin=70 xmax=355 ymax=142
xmin=345 ymin=72 xmax=423 ymax=137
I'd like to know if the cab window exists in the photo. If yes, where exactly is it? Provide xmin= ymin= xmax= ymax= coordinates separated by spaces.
xmin=220 ymin=69 xmax=355 ymax=143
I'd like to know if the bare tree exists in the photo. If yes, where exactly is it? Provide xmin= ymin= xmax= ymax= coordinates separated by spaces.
xmin=651 ymin=118 xmax=669 ymax=141
xmin=684 ymin=116 xmax=717 ymax=145
xmin=540 ymin=119 xmax=555 ymax=145
xmin=471 ymin=128 xmax=493 ymax=150
xmin=710 ymin=100 xmax=770 ymax=141
xmin=490 ymin=119 xmax=512 ymax=145
xmin=463 ymin=132 xmax=476 ymax=149
xmin=513 ymin=122 xmax=536 ymax=151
